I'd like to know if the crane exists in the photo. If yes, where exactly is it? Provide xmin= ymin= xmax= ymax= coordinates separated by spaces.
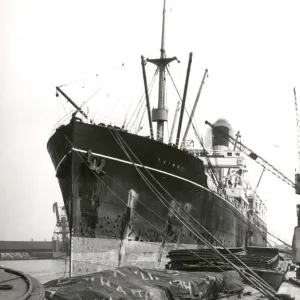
xmin=292 ymin=87 xmax=300 ymax=266
xmin=53 ymin=202 xmax=61 ymax=226
xmin=294 ymin=88 xmax=300 ymax=194
xmin=205 ymin=120 xmax=296 ymax=191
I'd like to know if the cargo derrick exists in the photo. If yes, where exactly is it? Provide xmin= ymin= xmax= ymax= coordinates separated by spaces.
xmin=52 ymin=202 xmax=69 ymax=256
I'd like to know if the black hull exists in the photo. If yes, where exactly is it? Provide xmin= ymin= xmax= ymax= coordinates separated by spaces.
xmin=47 ymin=120 xmax=267 ymax=273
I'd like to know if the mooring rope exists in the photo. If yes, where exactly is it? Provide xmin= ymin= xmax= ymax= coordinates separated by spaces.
xmin=109 ymin=128 xmax=277 ymax=298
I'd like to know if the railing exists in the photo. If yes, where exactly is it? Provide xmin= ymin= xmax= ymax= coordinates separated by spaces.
xmin=50 ymin=112 xmax=152 ymax=138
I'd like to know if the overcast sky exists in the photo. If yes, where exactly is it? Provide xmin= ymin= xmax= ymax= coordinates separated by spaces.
xmin=1 ymin=0 xmax=300 ymax=244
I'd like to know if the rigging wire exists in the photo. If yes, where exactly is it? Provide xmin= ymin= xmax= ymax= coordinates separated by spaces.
xmin=136 ymin=105 xmax=147 ymax=134
xmin=134 ymin=68 xmax=159 ymax=134
xmin=61 ymin=96 xmax=68 ymax=116
xmin=65 ymin=136 xmax=239 ymax=270
xmin=83 ymin=131 xmax=273 ymax=297
xmin=131 ymin=68 xmax=156 ymax=132
xmin=60 ymin=109 xmax=267 ymax=251
xmin=112 ymin=126 xmax=265 ymax=241
xmin=66 ymin=140 xmax=273 ymax=297
xmin=63 ymin=116 xmax=269 ymax=250
xmin=126 ymin=67 xmax=159 ymax=130
xmin=78 ymin=84 xmax=105 ymax=119
xmin=131 ymin=68 xmax=158 ymax=131
xmin=130 ymin=98 xmax=145 ymax=132
xmin=56 ymin=69 xmax=276 ymax=296
xmin=166 ymin=67 xmax=225 ymax=193
xmin=103 ymin=98 xmax=121 ymax=124
xmin=108 ymin=128 xmax=276 ymax=297
xmin=58 ymin=74 xmax=99 ymax=89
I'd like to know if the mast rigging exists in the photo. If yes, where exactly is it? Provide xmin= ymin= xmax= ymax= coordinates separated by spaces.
xmin=56 ymin=86 xmax=88 ymax=120
xmin=176 ymin=53 xmax=193 ymax=147
xmin=182 ymin=68 xmax=208 ymax=147
xmin=146 ymin=0 xmax=179 ymax=142
xmin=141 ymin=56 xmax=154 ymax=139
xmin=169 ymin=101 xmax=181 ymax=144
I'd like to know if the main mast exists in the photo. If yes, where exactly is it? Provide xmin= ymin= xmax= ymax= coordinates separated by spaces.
xmin=147 ymin=0 xmax=178 ymax=142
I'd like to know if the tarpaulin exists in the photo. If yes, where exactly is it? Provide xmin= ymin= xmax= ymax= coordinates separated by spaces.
xmin=44 ymin=266 xmax=243 ymax=300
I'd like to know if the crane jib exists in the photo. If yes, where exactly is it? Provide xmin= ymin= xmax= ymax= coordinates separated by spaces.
xmin=205 ymin=120 xmax=295 ymax=191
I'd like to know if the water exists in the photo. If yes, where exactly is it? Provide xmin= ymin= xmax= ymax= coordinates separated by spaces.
xmin=0 ymin=259 xmax=69 ymax=283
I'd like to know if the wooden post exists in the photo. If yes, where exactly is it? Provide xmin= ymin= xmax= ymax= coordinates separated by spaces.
xmin=157 ymin=200 xmax=176 ymax=265
xmin=118 ymin=189 xmax=138 ymax=267
xmin=177 ymin=203 xmax=191 ymax=247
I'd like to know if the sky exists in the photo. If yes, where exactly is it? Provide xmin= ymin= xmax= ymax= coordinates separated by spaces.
xmin=1 ymin=0 xmax=300 ymax=244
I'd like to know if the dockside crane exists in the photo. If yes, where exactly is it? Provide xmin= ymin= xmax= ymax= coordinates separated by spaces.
xmin=52 ymin=202 xmax=69 ymax=255
xmin=292 ymin=87 xmax=300 ymax=267
xmin=294 ymin=87 xmax=300 ymax=195
xmin=53 ymin=202 xmax=61 ymax=226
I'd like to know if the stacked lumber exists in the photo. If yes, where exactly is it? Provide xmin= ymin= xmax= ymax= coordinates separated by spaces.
xmin=166 ymin=247 xmax=279 ymax=271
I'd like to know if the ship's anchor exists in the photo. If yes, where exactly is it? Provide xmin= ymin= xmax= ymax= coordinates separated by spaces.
xmin=87 ymin=150 xmax=105 ymax=175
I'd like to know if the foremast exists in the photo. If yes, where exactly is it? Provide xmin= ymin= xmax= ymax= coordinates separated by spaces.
xmin=147 ymin=0 xmax=178 ymax=142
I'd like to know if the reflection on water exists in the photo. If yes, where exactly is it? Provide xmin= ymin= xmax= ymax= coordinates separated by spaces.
xmin=0 ymin=259 xmax=69 ymax=283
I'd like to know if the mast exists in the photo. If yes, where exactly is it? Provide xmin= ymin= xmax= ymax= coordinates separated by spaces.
xmin=141 ymin=56 xmax=154 ymax=139
xmin=176 ymin=52 xmax=193 ymax=147
xmin=181 ymin=68 xmax=208 ymax=147
xmin=147 ymin=0 xmax=178 ymax=142
xmin=156 ymin=0 xmax=167 ymax=142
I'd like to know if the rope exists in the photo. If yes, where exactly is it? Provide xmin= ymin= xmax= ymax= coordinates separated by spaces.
xmin=111 ymin=127 xmax=263 ymax=242
xmin=112 ymin=133 xmax=274 ymax=297
xmin=165 ymin=67 xmax=268 ymax=240
xmin=166 ymin=67 xmax=224 ymax=192
xmin=78 ymin=84 xmax=104 ymax=114
xmin=58 ymin=74 xmax=100 ymax=89
xmin=135 ymin=67 xmax=159 ymax=133
xmin=136 ymin=105 xmax=147 ymax=134
xmin=68 ymin=141 xmax=275 ymax=298
xmin=62 ymin=127 xmax=276 ymax=298
xmin=65 ymin=139 xmax=247 ymax=289
xmin=63 ymin=127 xmax=268 ymax=249
xmin=66 ymin=146 xmax=250 ymax=295
xmin=127 ymin=67 xmax=158 ymax=131
xmin=109 ymin=128 xmax=277 ymax=298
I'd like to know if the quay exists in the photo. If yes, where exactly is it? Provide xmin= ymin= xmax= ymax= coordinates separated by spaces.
xmin=0 ymin=241 xmax=54 ymax=260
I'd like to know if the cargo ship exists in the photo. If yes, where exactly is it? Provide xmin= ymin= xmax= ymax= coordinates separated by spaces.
xmin=47 ymin=0 xmax=267 ymax=275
